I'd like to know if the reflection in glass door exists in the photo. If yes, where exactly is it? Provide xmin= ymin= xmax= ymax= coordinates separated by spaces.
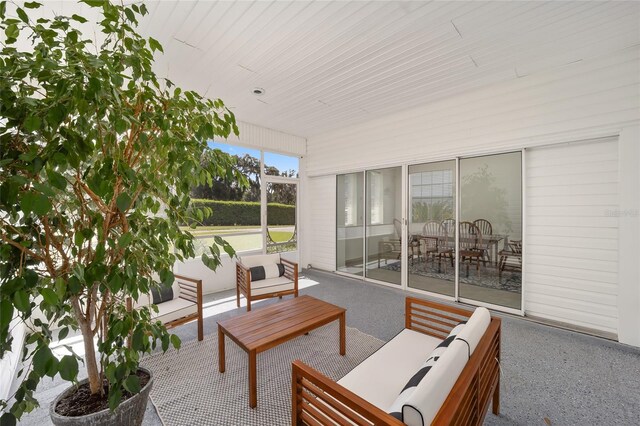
xmin=365 ymin=167 xmax=402 ymax=285
xmin=459 ymin=152 xmax=522 ymax=309
xmin=408 ymin=161 xmax=456 ymax=296
xmin=336 ymin=173 xmax=364 ymax=276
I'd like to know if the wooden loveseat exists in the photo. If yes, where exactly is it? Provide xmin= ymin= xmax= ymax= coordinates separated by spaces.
xmin=292 ymin=297 xmax=501 ymax=425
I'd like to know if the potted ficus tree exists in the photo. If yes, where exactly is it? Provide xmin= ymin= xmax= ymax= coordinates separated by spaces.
xmin=0 ymin=1 xmax=244 ymax=424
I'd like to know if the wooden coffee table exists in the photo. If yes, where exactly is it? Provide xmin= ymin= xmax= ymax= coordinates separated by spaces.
xmin=217 ymin=295 xmax=346 ymax=408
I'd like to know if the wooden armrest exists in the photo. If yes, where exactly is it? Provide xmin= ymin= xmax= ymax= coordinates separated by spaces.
xmin=236 ymin=262 xmax=251 ymax=292
xmin=236 ymin=261 xmax=250 ymax=272
xmin=405 ymin=297 xmax=474 ymax=340
xmin=175 ymin=274 xmax=202 ymax=304
xmin=281 ymin=258 xmax=298 ymax=286
xmin=292 ymin=360 xmax=403 ymax=426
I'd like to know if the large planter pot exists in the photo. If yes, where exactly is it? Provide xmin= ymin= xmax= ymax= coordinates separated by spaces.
xmin=50 ymin=367 xmax=153 ymax=426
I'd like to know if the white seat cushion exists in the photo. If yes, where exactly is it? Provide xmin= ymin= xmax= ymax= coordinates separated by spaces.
xmin=250 ymin=277 xmax=295 ymax=296
xmin=240 ymin=253 xmax=281 ymax=268
xmin=402 ymin=340 xmax=469 ymax=426
xmin=455 ymin=307 xmax=491 ymax=356
xmin=152 ymin=297 xmax=197 ymax=324
xmin=337 ymin=329 xmax=441 ymax=411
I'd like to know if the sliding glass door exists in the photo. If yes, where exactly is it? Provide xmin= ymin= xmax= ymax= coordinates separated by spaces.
xmin=459 ymin=152 xmax=522 ymax=309
xmin=365 ymin=167 xmax=402 ymax=285
xmin=407 ymin=161 xmax=456 ymax=296
xmin=335 ymin=150 xmax=523 ymax=312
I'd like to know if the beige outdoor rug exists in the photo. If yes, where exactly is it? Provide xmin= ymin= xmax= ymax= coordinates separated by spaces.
xmin=141 ymin=322 xmax=385 ymax=426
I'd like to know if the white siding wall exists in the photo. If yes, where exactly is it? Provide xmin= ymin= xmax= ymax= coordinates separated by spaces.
xmin=301 ymin=48 xmax=640 ymax=346
xmin=228 ymin=121 xmax=306 ymax=156
xmin=305 ymin=48 xmax=638 ymax=176
xmin=302 ymin=175 xmax=336 ymax=271
xmin=525 ymin=138 xmax=619 ymax=336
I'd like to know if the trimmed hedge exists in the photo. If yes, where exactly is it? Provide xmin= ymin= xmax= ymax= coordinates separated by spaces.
xmin=189 ymin=199 xmax=295 ymax=226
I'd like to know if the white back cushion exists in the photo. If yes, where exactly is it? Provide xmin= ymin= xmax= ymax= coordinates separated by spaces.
xmin=240 ymin=253 xmax=281 ymax=268
xmin=402 ymin=340 xmax=469 ymax=426
xmin=455 ymin=307 xmax=491 ymax=356
xmin=263 ymin=263 xmax=282 ymax=279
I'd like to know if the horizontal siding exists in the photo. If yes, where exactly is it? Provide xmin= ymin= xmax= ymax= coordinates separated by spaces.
xmin=525 ymin=138 xmax=619 ymax=335
xmin=227 ymin=121 xmax=307 ymax=156
xmin=305 ymin=48 xmax=639 ymax=176
xmin=307 ymin=175 xmax=336 ymax=271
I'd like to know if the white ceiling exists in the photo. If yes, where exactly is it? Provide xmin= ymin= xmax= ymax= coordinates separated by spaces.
xmin=16 ymin=1 xmax=640 ymax=138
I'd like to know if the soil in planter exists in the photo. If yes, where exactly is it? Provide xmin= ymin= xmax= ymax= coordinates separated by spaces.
xmin=55 ymin=370 xmax=150 ymax=417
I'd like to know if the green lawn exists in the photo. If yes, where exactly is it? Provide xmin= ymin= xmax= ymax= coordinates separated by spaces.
xmin=186 ymin=225 xmax=296 ymax=254
xmin=180 ymin=225 xmax=292 ymax=235
xmin=268 ymin=231 xmax=294 ymax=242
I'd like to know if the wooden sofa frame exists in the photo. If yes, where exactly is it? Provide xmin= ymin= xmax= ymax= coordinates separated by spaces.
xmin=236 ymin=257 xmax=298 ymax=311
xmin=127 ymin=274 xmax=204 ymax=341
xmin=292 ymin=297 xmax=501 ymax=426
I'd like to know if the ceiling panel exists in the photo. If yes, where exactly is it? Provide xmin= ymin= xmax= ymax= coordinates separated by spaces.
xmin=10 ymin=1 xmax=640 ymax=138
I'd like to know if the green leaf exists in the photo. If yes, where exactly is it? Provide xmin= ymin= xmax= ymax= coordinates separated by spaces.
xmin=58 ymin=355 xmax=78 ymax=381
xmin=108 ymin=388 xmax=122 ymax=411
xmin=170 ymin=334 xmax=181 ymax=350
xmin=0 ymin=412 xmax=17 ymax=426
xmin=46 ymin=105 xmax=66 ymax=127
xmin=71 ymin=14 xmax=87 ymax=23
xmin=131 ymin=328 xmax=144 ymax=351
xmin=82 ymin=0 xmax=105 ymax=7
xmin=116 ymin=192 xmax=131 ymax=212
xmin=148 ymin=37 xmax=163 ymax=53
xmin=16 ymin=7 xmax=28 ymax=23
xmin=23 ymin=116 xmax=41 ymax=132
xmin=0 ymin=2 xmax=6 ymax=19
xmin=40 ymin=288 xmax=58 ymax=305
xmin=0 ymin=299 xmax=14 ymax=329
xmin=57 ymin=327 xmax=69 ymax=340
xmin=33 ymin=193 xmax=51 ymax=216
xmin=47 ymin=170 xmax=67 ymax=190
xmin=114 ymin=118 xmax=128 ymax=133
xmin=32 ymin=181 xmax=56 ymax=197
xmin=5 ymin=23 xmax=18 ymax=39
xmin=24 ymin=2 xmax=41 ymax=9
xmin=32 ymin=346 xmax=55 ymax=376
xmin=124 ymin=8 xmax=135 ymax=23
xmin=118 ymin=232 xmax=133 ymax=248
xmin=123 ymin=374 xmax=140 ymax=394
xmin=20 ymin=192 xmax=51 ymax=216
xmin=13 ymin=291 xmax=30 ymax=313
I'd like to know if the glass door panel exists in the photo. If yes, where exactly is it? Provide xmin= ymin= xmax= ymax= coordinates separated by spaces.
xmin=408 ymin=161 xmax=456 ymax=296
xmin=336 ymin=173 xmax=364 ymax=275
xmin=459 ymin=152 xmax=522 ymax=309
xmin=365 ymin=167 xmax=402 ymax=285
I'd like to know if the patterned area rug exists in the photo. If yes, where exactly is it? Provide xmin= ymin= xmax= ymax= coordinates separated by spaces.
xmin=141 ymin=322 xmax=384 ymax=426
xmin=380 ymin=260 xmax=522 ymax=293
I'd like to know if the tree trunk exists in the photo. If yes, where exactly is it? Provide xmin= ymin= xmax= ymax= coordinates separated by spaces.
xmin=80 ymin=320 xmax=101 ymax=394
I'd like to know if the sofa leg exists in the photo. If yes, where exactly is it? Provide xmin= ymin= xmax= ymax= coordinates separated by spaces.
xmin=247 ymin=298 xmax=251 ymax=312
xmin=236 ymin=287 xmax=240 ymax=308
xmin=492 ymin=380 xmax=500 ymax=415
xmin=197 ymin=316 xmax=204 ymax=342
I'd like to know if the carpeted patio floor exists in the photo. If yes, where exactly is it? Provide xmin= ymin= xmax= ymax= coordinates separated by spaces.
xmin=20 ymin=268 xmax=640 ymax=425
